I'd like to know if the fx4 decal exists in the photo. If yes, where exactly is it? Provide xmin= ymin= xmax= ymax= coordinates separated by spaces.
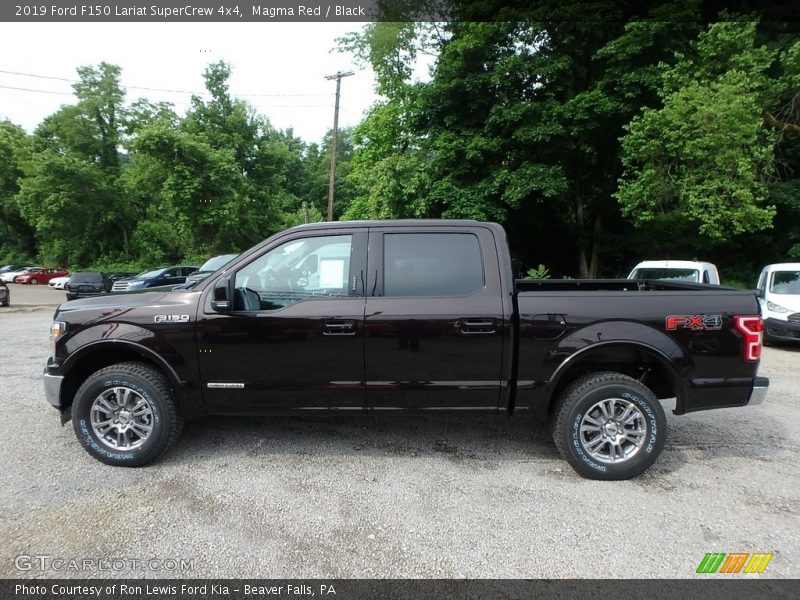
xmin=666 ymin=314 xmax=723 ymax=331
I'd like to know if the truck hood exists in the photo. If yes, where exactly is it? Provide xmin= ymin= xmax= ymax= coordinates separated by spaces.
xmin=57 ymin=289 xmax=191 ymax=314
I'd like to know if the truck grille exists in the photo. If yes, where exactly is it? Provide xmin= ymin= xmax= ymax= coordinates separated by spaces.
xmin=789 ymin=313 xmax=800 ymax=325
xmin=111 ymin=281 xmax=130 ymax=292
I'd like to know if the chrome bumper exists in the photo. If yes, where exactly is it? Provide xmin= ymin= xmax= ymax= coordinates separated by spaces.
xmin=749 ymin=376 xmax=769 ymax=406
xmin=42 ymin=370 xmax=64 ymax=408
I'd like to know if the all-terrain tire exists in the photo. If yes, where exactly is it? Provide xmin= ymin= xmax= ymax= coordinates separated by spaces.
xmin=71 ymin=361 xmax=183 ymax=466
xmin=550 ymin=371 xmax=666 ymax=480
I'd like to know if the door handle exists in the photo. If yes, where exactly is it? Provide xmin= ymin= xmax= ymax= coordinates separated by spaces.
xmin=322 ymin=320 xmax=357 ymax=336
xmin=459 ymin=319 xmax=496 ymax=334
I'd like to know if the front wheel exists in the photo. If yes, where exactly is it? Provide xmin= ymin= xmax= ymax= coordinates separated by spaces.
xmin=71 ymin=361 xmax=183 ymax=466
xmin=30 ymin=278 xmax=38 ymax=284
xmin=551 ymin=371 xmax=666 ymax=480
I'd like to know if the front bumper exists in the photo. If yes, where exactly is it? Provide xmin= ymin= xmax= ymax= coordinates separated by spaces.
xmin=42 ymin=369 xmax=64 ymax=408
xmin=749 ymin=376 xmax=769 ymax=406
xmin=764 ymin=317 xmax=800 ymax=342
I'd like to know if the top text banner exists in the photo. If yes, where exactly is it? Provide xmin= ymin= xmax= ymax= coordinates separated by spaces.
xmin=2 ymin=1 xmax=799 ymax=23
xmin=5 ymin=1 xmax=388 ymax=21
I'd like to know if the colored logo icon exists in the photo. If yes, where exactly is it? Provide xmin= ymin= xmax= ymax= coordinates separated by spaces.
xmin=697 ymin=553 xmax=773 ymax=574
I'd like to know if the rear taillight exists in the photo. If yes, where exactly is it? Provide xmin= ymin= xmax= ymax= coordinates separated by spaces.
xmin=734 ymin=315 xmax=763 ymax=362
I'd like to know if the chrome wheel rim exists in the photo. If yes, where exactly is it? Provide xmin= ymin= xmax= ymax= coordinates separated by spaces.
xmin=579 ymin=397 xmax=647 ymax=464
xmin=90 ymin=387 xmax=154 ymax=450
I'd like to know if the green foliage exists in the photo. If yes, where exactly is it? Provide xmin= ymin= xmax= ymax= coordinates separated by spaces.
xmin=617 ymin=21 xmax=780 ymax=239
xmin=526 ymin=264 xmax=551 ymax=279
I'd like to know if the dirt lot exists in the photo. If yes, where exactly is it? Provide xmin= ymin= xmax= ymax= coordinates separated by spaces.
xmin=0 ymin=285 xmax=798 ymax=578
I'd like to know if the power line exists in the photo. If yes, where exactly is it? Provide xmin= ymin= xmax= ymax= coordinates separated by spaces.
xmin=0 ymin=68 xmax=333 ymax=98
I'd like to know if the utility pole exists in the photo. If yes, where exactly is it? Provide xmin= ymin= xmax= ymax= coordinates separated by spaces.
xmin=325 ymin=70 xmax=353 ymax=221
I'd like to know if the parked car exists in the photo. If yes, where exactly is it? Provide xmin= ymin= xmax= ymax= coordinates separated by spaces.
xmin=16 ymin=268 xmax=69 ymax=285
xmin=0 ymin=266 xmax=38 ymax=283
xmin=627 ymin=260 xmax=720 ymax=284
xmin=0 ymin=264 xmax=30 ymax=275
xmin=757 ymin=263 xmax=800 ymax=344
xmin=106 ymin=272 xmax=137 ymax=290
xmin=49 ymin=275 xmax=71 ymax=290
xmin=183 ymin=254 xmax=239 ymax=286
xmin=65 ymin=272 xmax=107 ymax=301
xmin=43 ymin=220 xmax=767 ymax=479
xmin=110 ymin=266 xmax=198 ymax=292
xmin=0 ymin=280 xmax=9 ymax=306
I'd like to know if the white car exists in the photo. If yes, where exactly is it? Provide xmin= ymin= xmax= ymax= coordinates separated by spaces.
xmin=0 ymin=267 xmax=40 ymax=283
xmin=627 ymin=260 xmax=720 ymax=285
xmin=757 ymin=263 xmax=800 ymax=344
xmin=48 ymin=275 xmax=71 ymax=289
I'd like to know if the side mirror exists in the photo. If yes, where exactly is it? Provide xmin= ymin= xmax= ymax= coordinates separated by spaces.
xmin=211 ymin=276 xmax=232 ymax=312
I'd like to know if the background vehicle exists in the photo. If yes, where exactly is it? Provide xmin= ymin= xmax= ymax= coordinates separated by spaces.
xmin=48 ymin=275 xmax=71 ymax=290
xmin=111 ymin=266 xmax=198 ymax=292
xmin=627 ymin=260 xmax=720 ymax=284
xmin=106 ymin=272 xmax=137 ymax=291
xmin=183 ymin=254 xmax=238 ymax=286
xmin=757 ymin=262 xmax=800 ymax=344
xmin=0 ymin=264 xmax=30 ymax=276
xmin=65 ymin=272 xmax=107 ymax=301
xmin=42 ymin=221 xmax=767 ymax=479
xmin=16 ymin=268 xmax=69 ymax=285
xmin=0 ymin=266 xmax=38 ymax=283
xmin=0 ymin=280 xmax=9 ymax=306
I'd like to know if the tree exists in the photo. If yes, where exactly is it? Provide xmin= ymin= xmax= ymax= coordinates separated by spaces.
xmin=617 ymin=21 xmax=783 ymax=240
xmin=0 ymin=121 xmax=36 ymax=260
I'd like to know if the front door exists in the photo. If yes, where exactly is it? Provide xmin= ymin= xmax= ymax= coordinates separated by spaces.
xmin=197 ymin=230 xmax=368 ymax=414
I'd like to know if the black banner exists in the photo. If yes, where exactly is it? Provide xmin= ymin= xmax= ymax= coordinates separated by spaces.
xmin=1 ymin=1 xmax=799 ymax=23
xmin=3 ymin=579 xmax=799 ymax=600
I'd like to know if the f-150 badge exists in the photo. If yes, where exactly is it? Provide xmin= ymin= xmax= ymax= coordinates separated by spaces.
xmin=666 ymin=315 xmax=723 ymax=331
xmin=154 ymin=315 xmax=190 ymax=323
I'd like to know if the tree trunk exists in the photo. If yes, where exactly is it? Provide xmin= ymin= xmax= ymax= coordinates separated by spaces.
xmin=575 ymin=180 xmax=589 ymax=278
xmin=588 ymin=214 xmax=602 ymax=279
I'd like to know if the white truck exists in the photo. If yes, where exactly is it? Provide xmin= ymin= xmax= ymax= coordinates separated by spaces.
xmin=627 ymin=260 xmax=720 ymax=285
xmin=756 ymin=262 xmax=800 ymax=344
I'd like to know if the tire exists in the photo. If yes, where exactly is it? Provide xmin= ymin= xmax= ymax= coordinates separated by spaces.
xmin=30 ymin=278 xmax=38 ymax=285
xmin=551 ymin=371 xmax=666 ymax=480
xmin=71 ymin=361 xmax=183 ymax=467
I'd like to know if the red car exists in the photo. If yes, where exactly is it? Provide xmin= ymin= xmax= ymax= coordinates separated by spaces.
xmin=16 ymin=268 xmax=69 ymax=285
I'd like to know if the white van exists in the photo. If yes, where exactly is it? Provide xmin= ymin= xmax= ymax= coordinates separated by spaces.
xmin=756 ymin=263 xmax=800 ymax=344
xmin=627 ymin=260 xmax=720 ymax=285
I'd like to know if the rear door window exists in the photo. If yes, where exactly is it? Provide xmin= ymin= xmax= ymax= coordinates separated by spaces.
xmin=383 ymin=233 xmax=484 ymax=297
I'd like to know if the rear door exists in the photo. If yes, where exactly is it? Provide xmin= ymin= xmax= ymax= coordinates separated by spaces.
xmin=364 ymin=226 xmax=505 ymax=410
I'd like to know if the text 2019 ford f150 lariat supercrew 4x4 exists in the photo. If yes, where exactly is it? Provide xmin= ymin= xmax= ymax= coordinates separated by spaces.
xmin=42 ymin=220 xmax=768 ymax=479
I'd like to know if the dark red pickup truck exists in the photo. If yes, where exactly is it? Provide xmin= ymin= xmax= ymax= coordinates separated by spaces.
xmin=42 ymin=220 xmax=768 ymax=479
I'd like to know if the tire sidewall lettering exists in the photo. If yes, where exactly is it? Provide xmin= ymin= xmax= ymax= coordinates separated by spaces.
xmin=79 ymin=378 xmax=162 ymax=459
xmin=569 ymin=386 xmax=660 ymax=472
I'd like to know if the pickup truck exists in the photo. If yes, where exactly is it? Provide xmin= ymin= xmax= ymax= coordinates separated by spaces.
xmin=42 ymin=220 xmax=769 ymax=479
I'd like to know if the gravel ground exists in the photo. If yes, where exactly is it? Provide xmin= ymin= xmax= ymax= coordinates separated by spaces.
xmin=0 ymin=289 xmax=798 ymax=579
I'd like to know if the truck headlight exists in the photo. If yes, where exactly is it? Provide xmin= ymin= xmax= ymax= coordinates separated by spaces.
xmin=766 ymin=301 xmax=790 ymax=314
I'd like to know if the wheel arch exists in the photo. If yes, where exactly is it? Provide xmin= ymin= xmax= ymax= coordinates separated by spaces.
xmin=59 ymin=341 xmax=205 ymax=422
xmin=541 ymin=341 xmax=688 ymax=419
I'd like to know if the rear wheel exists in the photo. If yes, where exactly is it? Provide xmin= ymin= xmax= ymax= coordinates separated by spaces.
xmin=551 ymin=371 xmax=666 ymax=480
xmin=71 ymin=361 xmax=183 ymax=466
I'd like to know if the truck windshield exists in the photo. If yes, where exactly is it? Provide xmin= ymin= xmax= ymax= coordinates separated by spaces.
xmin=770 ymin=271 xmax=800 ymax=294
xmin=633 ymin=268 xmax=699 ymax=282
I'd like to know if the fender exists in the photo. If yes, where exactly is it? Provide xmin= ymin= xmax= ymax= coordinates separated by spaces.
xmin=60 ymin=324 xmax=206 ymax=420
xmin=545 ymin=320 xmax=692 ymax=408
